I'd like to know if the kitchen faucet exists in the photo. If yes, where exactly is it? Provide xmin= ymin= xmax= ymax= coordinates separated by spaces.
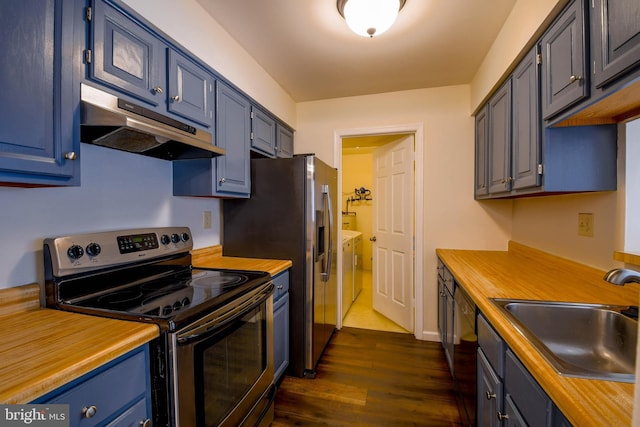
xmin=603 ymin=268 xmax=640 ymax=285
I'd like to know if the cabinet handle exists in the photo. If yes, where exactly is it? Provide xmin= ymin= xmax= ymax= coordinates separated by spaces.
xmin=172 ymin=95 xmax=181 ymax=102
xmin=140 ymin=419 xmax=152 ymax=427
xmin=219 ymin=177 xmax=226 ymax=183
xmin=497 ymin=412 xmax=509 ymax=421
xmin=569 ymin=75 xmax=582 ymax=84
xmin=64 ymin=151 xmax=77 ymax=160
xmin=82 ymin=406 xmax=97 ymax=419
xmin=277 ymin=285 xmax=283 ymax=290
xmin=153 ymin=86 xmax=163 ymax=94
xmin=485 ymin=391 xmax=496 ymax=400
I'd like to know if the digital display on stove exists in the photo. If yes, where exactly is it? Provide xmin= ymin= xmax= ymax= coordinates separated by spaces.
xmin=117 ymin=233 xmax=159 ymax=254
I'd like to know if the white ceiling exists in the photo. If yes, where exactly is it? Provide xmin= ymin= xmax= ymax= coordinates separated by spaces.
xmin=196 ymin=0 xmax=517 ymax=102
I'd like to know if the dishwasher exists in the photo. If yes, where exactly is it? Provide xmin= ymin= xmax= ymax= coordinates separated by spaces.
xmin=453 ymin=286 xmax=477 ymax=427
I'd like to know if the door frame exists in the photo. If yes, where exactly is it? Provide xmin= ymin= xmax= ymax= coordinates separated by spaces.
xmin=334 ymin=123 xmax=424 ymax=340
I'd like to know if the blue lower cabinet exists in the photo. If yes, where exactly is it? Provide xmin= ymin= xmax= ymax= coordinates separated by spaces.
xmin=33 ymin=346 xmax=152 ymax=427
xmin=272 ymin=270 xmax=290 ymax=383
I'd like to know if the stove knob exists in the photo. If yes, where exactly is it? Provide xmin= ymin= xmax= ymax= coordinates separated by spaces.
xmin=162 ymin=305 xmax=173 ymax=316
xmin=67 ymin=245 xmax=84 ymax=260
xmin=171 ymin=234 xmax=180 ymax=244
xmin=160 ymin=234 xmax=171 ymax=245
xmin=173 ymin=301 xmax=182 ymax=311
xmin=180 ymin=233 xmax=190 ymax=242
xmin=86 ymin=243 xmax=101 ymax=257
xmin=181 ymin=297 xmax=191 ymax=307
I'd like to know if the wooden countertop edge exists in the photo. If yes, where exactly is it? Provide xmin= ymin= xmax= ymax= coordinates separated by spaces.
xmin=3 ymin=324 xmax=158 ymax=404
xmin=0 ymin=283 xmax=159 ymax=404
xmin=436 ymin=242 xmax=637 ymax=427
xmin=191 ymin=245 xmax=292 ymax=276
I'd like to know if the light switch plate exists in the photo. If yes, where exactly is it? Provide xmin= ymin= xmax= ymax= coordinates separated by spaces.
xmin=578 ymin=213 xmax=593 ymax=237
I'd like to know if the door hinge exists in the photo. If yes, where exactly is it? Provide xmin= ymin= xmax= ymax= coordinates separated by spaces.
xmin=250 ymin=132 xmax=254 ymax=140
xmin=250 ymin=111 xmax=254 ymax=119
xmin=86 ymin=6 xmax=92 ymax=22
xmin=537 ymin=164 xmax=543 ymax=175
xmin=536 ymin=53 xmax=542 ymax=65
xmin=84 ymin=49 xmax=92 ymax=64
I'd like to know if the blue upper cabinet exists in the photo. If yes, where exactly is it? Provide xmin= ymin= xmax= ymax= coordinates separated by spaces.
xmin=592 ymin=0 xmax=640 ymax=88
xmin=251 ymin=106 xmax=277 ymax=157
xmin=173 ymin=81 xmax=251 ymax=197
xmin=540 ymin=0 xmax=588 ymax=120
xmin=90 ymin=0 xmax=166 ymax=107
xmin=276 ymin=124 xmax=294 ymax=158
xmin=168 ymin=50 xmax=214 ymax=128
xmin=0 ymin=0 xmax=80 ymax=186
xmin=89 ymin=0 xmax=214 ymax=130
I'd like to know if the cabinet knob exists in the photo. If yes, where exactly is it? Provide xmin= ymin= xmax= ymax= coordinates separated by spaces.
xmin=64 ymin=151 xmax=77 ymax=160
xmin=140 ymin=419 xmax=152 ymax=427
xmin=369 ymin=236 xmax=377 ymax=242
xmin=219 ymin=177 xmax=226 ymax=183
xmin=497 ymin=412 xmax=509 ymax=421
xmin=569 ymin=75 xmax=582 ymax=84
xmin=485 ymin=391 xmax=496 ymax=400
xmin=82 ymin=406 xmax=97 ymax=419
xmin=172 ymin=95 xmax=181 ymax=102
xmin=277 ymin=285 xmax=283 ymax=290
xmin=153 ymin=86 xmax=164 ymax=94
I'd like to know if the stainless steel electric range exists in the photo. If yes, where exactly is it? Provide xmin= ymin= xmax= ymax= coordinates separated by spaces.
xmin=44 ymin=227 xmax=275 ymax=427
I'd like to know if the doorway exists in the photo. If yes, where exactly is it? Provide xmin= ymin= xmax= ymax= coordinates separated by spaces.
xmin=334 ymin=124 xmax=424 ymax=340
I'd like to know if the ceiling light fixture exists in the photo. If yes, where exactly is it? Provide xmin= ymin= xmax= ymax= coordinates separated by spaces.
xmin=337 ymin=0 xmax=406 ymax=38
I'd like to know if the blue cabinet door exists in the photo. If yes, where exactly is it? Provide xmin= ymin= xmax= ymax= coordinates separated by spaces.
xmin=592 ymin=0 xmax=640 ymax=87
xmin=168 ymin=49 xmax=214 ymax=128
xmin=511 ymin=47 xmax=541 ymax=190
xmin=173 ymin=81 xmax=250 ymax=197
xmin=276 ymin=124 xmax=294 ymax=158
xmin=251 ymin=106 xmax=277 ymax=157
xmin=488 ymin=79 xmax=512 ymax=195
xmin=91 ymin=0 xmax=165 ymax=106
xmin=474 ymin=105 xmax=489 ymax=197
xmin=273 ymin=292 xmax=290 ymax=383
xmin=540 ymin=0 xmax=588 ymax=119
xmin=215 ymin=82 xmax=251 ymax=195
xmin=0 ymin=0 xmax=79 ymax=186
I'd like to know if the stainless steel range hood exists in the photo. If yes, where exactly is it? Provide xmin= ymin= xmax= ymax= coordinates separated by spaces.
xmin=80 ymin=84 xmax=224 ymax=160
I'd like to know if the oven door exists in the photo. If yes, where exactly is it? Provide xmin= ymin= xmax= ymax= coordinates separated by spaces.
xmin=172 ymin=282 xmax=274 ymax=427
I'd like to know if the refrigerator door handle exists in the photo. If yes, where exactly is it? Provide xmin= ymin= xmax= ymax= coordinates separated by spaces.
xmin=320 ymin=185 xmax=333 ymax=282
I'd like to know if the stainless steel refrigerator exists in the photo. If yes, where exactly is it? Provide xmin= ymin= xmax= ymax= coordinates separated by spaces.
xmin=223 ymin=154 xmax=337 ymax=378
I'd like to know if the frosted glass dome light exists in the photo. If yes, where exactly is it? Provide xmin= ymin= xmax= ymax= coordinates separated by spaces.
xmin=337 ymin=0 xmax=406 ymax=38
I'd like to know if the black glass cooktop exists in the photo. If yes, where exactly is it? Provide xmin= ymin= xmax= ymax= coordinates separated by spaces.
xmin=73 ymin=268 xmax=269 ymax=319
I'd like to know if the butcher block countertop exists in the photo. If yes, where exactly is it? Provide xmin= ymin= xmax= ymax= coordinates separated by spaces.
xmin=191 ymin=245 xmax=292 ymax=276
xmin=0 ymin=284 xmax=158 ymax=404
xmin=437 ymin=241 xmax=640 ymax=427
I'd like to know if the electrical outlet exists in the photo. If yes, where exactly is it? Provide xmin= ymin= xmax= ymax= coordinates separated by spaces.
xmin=578 ymin=213 xmax=593 ymax=237
xmin=203 ymin=210 xmax=212 ymax=229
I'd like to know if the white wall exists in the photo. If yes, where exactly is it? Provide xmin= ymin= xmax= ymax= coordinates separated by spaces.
xmin=0 ymin=144 xmax=221 ymax=288
xmin=295 ymin=85 xmax=513 ymax=336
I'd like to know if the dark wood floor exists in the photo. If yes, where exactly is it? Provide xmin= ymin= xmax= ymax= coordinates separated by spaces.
xmin=273 ymin=327 xmax=463 ymax=426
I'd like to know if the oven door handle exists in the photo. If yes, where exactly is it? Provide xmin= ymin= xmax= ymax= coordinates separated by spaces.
xmin=176 ymin=282 xmax=273 ymax=344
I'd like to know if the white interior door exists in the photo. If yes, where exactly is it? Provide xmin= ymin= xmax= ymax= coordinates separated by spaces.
xmin=371 ymin=135 xmax=414 ymax=331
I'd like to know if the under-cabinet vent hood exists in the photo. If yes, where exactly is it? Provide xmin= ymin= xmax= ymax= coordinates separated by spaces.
xmin=80 ymin=84 xmax=224 ymax=160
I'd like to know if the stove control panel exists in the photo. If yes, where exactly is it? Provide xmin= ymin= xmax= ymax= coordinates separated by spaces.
xmin=44 ymin=227 xmax=193 ymax=277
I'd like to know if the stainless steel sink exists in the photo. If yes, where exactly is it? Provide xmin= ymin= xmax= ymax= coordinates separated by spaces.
xmin=491 ymin=299 xmax=637 ymax=382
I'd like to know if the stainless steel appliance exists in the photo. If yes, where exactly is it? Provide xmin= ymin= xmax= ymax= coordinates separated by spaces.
xmin=44 ymin=227 xmax=274 ymax=427
xmin=223 ymin=155 xmax=338 ymax=377
xmin=80 ymin=84 xmax=225 ymax=160
xmin=453 ymin=286 xmax=477 ymax=427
